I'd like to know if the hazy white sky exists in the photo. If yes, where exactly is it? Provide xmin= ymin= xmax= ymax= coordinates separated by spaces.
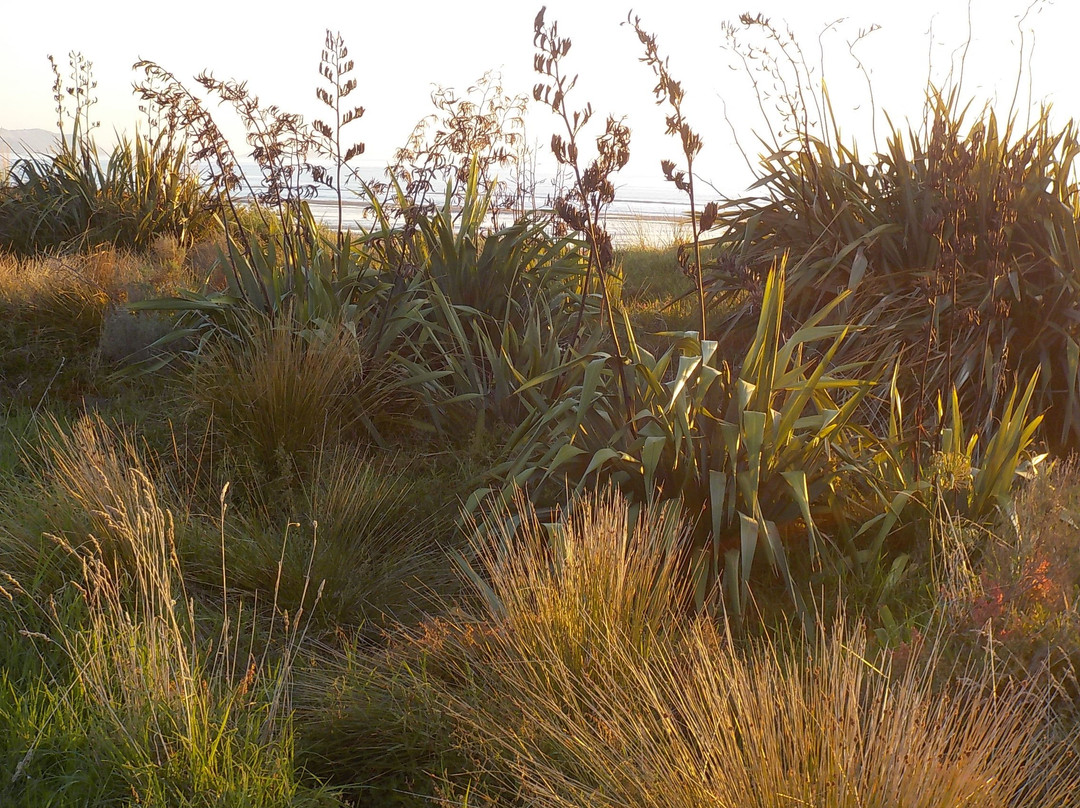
xmin=1 ymin=0 xmax=1072 ymax=195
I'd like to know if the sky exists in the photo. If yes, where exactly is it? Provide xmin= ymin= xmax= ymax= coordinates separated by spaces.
xmin=0 ymin=0 xmax=1073 ymax=197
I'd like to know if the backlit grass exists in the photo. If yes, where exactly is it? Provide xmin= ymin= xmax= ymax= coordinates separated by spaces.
xmin=4 ymin=7 xmax=1080 ymax=805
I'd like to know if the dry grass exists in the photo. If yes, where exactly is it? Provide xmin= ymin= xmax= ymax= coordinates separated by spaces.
xmin=0 ymin=253 xmax=112 ymax=402
xmin=311 ymin=489 xmax=1080 ymax=805
xmin=188 ymin=318 xmax=405 ymax=477
xmin=617 ymin=244 xmax=685 ymax=297
xmin=0 ymin=243 xmax=196 ymax=304
xmin=468 ymin=489 xmax=695 ymax=667
xmin=456 ymin=614 xmax=1077 ymax=808
xmin=616 ymin=244 xmax=699 ymax=339
xmin=0 ymin=244 xmax=206 ymax=405
xmin=36 ymin=414 xmax=163 ymax=569
xmin=445 ymin=490 xmax=1079 ymax=807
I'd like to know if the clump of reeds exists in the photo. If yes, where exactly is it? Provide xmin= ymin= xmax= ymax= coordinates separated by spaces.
xmin=466 ymin=488 xmax=694 ymax=665
xmin=458 ymin=490 xmax=1080 ymax=807
xmin=220 ymin=444 xmax=454 ymax=633
xmin=187 ymin=316 xmax=404 ymax=476
xmin=463 ymin=614 xmax=1076 ymax=807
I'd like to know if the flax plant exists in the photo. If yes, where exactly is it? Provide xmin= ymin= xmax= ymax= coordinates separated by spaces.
xmin=709 ymin=18 xmax=1080 ymax=451
xmin=312 ymin=29 xmax=365 ymax=252
xmin=50 ymin=51 xmax=99 ymax=155
xmin=134 ymin=58 xmax=337 ymax=311
xmin=626 ymin=13 xmax=718 ymax=340
xmin=483 ymin=265 xmax=882 ymax=621
xmin=0 ymin=53 xmax=212 ymax=255
xmin=532 ymin=6 xmax=631 ymax=354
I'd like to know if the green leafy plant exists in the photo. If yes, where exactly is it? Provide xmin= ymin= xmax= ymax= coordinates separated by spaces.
xmin=708 ymin=78 xmax=1080 ymax=452
xmin=414 ymin=163 xmax=583 ymax=332
xmin=126 ymin=206 xmax=384 ymax=376
xmin=483 ymin=264 xmax=880 ymax=621
xmin=0 ymin=53 xmax=213 ymax=255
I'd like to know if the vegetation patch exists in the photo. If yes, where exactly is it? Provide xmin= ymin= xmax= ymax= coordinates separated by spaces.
xmin=2 ymin=8 xmax=1080 ymax=806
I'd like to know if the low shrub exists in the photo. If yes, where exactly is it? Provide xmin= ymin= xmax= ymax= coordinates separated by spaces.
xmin=927 ymin=460 xmax=1080 ymax=717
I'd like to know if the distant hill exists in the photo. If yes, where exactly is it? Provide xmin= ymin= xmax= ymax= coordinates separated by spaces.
xmin=0 ymin=128 xmax=59 ymax=155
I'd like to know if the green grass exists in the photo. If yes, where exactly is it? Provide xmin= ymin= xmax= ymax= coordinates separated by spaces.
xmin=1 ymin=416 xmax=340 ymax=807
xmin=214 ymin=445 xmax=461 ymax=634
xmin=616 ymin=243 xmax=707 ymax=359
xmin=617 ymin=243 xmax=688 ymax=303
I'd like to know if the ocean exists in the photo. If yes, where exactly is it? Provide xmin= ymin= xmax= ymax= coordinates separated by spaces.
xmin=238 ymin=159 xmax=705 ymax=248
xmin=2 ymin=147 xmax=714 ymax=248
